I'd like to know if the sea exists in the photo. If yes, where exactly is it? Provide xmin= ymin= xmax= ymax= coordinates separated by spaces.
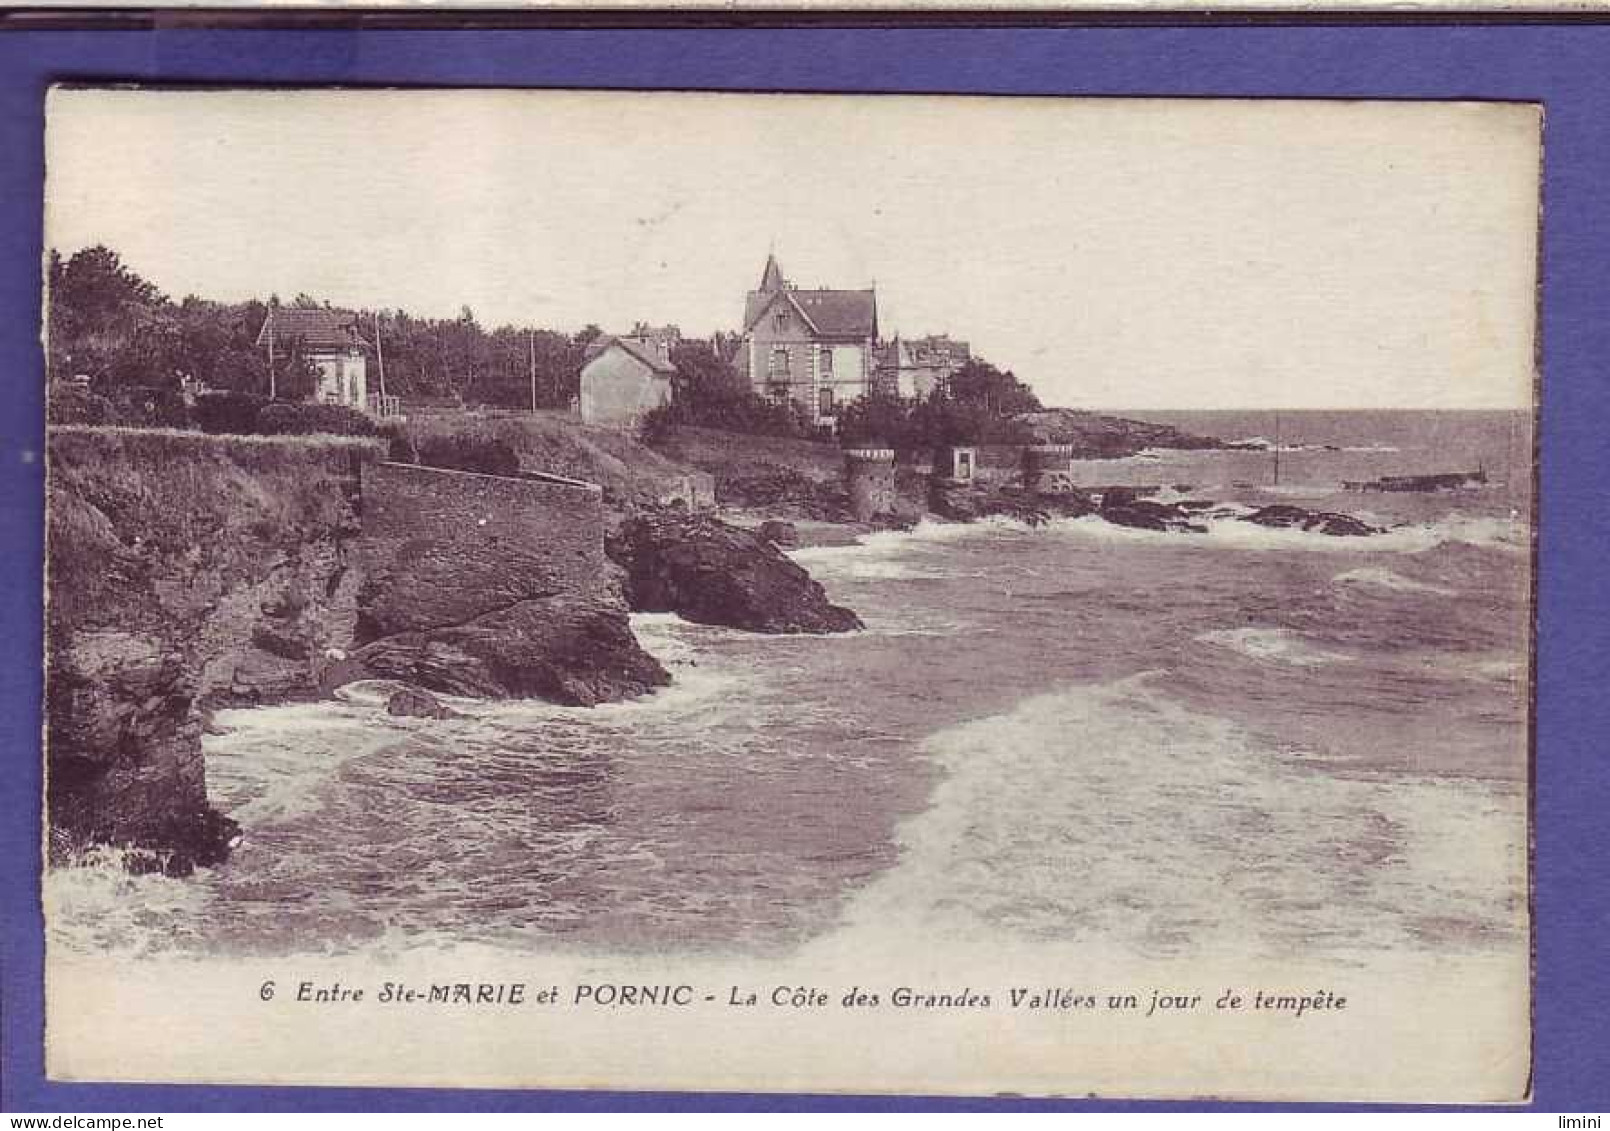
xmin=45 ymin=409 xmax=1534 ymax=972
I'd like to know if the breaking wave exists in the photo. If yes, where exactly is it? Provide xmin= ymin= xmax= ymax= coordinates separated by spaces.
xmin=826 ymin=674 xmax=1526 ymax=965
xmin=1197 ymin=626 xmax=1351 ymax=667
xmin=1334 ymin=567 xmax=1457 ymax=596
xmin=1047 ymin=510 xmax=1523 ymax=555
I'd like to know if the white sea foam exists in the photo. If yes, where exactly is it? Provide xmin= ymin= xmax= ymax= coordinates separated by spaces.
xmin=1046 ymin=510 xmax=1524 ymax=555
xmin=1198 ymin=626 xmax=1351 ymax=667
xmin=823 ymin=674 xmax=1527 ymax=967
xmin=790 ymin=518 xmax=1027 ymax=581
xmin=1334 ymin=567 xmax=1457 ymax=597
xmin=206 ymin=701 xmax=407 ymax=827
xmin=44 ymin=845 xmax=214 ymax=958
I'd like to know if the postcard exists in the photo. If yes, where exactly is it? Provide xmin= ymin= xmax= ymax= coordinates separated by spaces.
xmin=41 ymin=87 xmax=1536 ymax=1101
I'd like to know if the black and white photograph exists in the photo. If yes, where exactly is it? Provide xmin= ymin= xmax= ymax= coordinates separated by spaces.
xmin=40 ymin=88 xmax=1536 ymax=1100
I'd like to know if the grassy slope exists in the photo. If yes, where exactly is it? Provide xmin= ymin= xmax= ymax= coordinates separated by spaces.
xmin=650 ymin=425 xmax=843 ymax=484
xmin=403 ymin=410 xmax=713 ymax=505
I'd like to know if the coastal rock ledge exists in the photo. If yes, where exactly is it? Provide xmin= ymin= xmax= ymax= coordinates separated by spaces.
xmin=346 ymin=593 xmax=671 ymax=707
xmin=608 ymin=511 xmax=863 ymax=634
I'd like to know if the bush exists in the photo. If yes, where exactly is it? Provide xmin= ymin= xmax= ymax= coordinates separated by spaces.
xmin=413 ymin=432 xmax=520 ymax=478
xmin=256 ymin=401 xmax=378 ymax=438
xmin=645 ymin=389 xmax=814 ymax=443
xmin=637 ymin=404 xmax=679 ymax=447
xmin=99 ymin=384 xmax=191 ymax=429
xmin=47 ymin=384 xmax=115 ymax=426
xmin=193 ymin=390 xmax=270 ymax=435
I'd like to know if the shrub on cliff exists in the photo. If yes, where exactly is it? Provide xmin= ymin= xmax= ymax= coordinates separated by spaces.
xmin=413 ymin=432 xmax=521 ymax=478
xmin=637 ymin=404 xmax=679 ymax=447
xmin=641 ymin=387 xmax=814 ymax=444
xmin=257 ymin=401 xmax=378 ymax=438
xmin=100 ymin=384 xmax=191 ymax=429
xmin=193 ymin=390 xmax=270 ymax=434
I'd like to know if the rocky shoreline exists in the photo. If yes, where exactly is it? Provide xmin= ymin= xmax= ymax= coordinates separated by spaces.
xmin=44 ymin=429 xmax=871 ymax=874
xmin=45 ymin=418 xmax=1385 ymax=876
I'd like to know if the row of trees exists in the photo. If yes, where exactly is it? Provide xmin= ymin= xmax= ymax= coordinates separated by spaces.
xmin=46 ymin=246 xmax=597 ymax=409
xmin=48 ymin=244 xmax=1046 ymax=446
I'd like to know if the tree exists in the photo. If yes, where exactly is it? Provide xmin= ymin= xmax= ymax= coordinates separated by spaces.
xmin=668 ymin=341 xmax=745 ymax=407
xmin=47 ymin=245 xmax=171 ymax=386
xmin=947 ymin=358 xmax=1042 ymax=415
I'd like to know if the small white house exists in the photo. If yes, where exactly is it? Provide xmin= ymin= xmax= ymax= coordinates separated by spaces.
xmin=578 ymin=335 xmax=677 ymax=427
xmin=255 ymin=307 xmax=370 ymax=409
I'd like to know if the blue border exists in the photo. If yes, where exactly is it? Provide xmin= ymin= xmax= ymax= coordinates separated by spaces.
xmin=3 ymin=25 xmax=1606 ymax=1113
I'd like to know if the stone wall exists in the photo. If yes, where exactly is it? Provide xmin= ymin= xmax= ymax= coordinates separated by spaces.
xmin=357 ymin=462 xmax=606 ymax=640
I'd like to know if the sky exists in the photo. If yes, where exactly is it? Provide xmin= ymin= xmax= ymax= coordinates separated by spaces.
xmin=45 ymin=88 xmax=1541 ymax=409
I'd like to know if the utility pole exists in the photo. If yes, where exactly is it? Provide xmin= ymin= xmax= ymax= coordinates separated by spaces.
xmin=374 ymin=310 xmax=387 ymax=405
xmin=528 ymin=328 xmax=537 ymax=413
xmin=267 ymin=313 xmax=276 ymax=401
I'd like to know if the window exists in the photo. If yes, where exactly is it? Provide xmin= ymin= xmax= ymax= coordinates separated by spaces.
xmin=819 ymin=348 xmax=834 ymax=375
xmin=770 ymin=347 xmax=790 ymax=376
xmin=774 ymin=312 xmax=788 ymax=332
xmin=818 ymin=387 xmax=835 ymax=415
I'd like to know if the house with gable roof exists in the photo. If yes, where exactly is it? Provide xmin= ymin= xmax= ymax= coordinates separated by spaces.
xmin=578 ymin=331 xmax=678 ymax=427
xmin=254 ymin=305 xmax=371 ymax=410
xmin=739 ymin=252 xmax=878 ymax=427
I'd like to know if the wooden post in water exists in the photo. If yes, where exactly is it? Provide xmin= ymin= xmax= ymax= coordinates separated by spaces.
xmin=1273 ymin=409 xmax=1281 ymax=487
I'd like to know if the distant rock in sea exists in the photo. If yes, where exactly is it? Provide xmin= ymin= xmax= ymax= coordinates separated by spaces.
xmin=385 ymin=687 xmax=464 ymax=719
xmin=1240 ymin=504 xmax=1382 ymax=537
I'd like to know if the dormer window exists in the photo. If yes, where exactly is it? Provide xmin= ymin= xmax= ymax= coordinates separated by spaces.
xmin=774 ymin=312 xmax=788 ymax=332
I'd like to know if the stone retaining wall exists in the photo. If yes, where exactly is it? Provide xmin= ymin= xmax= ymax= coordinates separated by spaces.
xmin=357 ymin=461 xmax=606 ymax=641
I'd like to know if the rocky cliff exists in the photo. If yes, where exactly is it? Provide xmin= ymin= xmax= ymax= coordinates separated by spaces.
xmin=47 ymin=427 xmax=383 ymax=869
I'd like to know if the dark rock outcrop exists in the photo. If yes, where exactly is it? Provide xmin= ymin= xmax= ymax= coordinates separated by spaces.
xmin=1099 ymin=495 xmax=1207 ymax=534
xmin=1240 ymin=505 xmax=1382 ymax=537
xmin=928 ymin=482 xmax=1051 ymax=526
xmin=607 ymin=511 xmax=862 ymax=634
xmin=47 ymin=627 xmax=243 ymax=869
xmin=1343 ymin=470 xmax=1487 ymax=493
xmin=351 ymin=593 xmax=670 ymax=706
xmin=386 ymin=687 xmax=464 ymax=719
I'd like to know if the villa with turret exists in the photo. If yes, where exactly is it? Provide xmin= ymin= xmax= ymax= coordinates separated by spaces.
xmin=738 ymin=252 xmax=971 ymax=428
xmin=739 ymin=252 xmax=880 ymax=428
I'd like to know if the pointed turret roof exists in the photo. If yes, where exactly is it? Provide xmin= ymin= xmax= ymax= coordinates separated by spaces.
xmin=759 ymin=252 xmax=785 ymax=292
